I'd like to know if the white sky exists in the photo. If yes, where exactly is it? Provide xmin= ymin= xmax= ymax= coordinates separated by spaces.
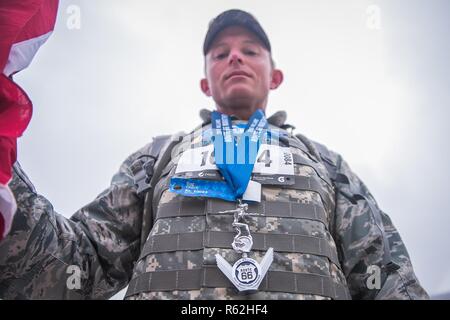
xmin=13 ymin=0 xmax=450 ymax=297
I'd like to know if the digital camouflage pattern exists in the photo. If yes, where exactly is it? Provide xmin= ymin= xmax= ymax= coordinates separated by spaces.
xmin=0 ymin=111 xmax=429 ymax=300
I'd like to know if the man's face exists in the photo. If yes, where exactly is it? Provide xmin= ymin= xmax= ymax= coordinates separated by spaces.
xmin=201 ymin=26 xmax=282 ymax=116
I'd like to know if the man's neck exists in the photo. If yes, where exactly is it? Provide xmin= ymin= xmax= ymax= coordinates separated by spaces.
xmin=216 ymin=106 xmax=265 ymax=120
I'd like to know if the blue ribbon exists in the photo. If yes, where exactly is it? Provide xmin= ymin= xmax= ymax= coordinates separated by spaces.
xmin=211 ymin=109 xmax=268 ymax=200
xmin=170 ymin=109 xmax=269 ymax=202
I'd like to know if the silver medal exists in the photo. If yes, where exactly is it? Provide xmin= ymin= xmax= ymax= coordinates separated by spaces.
xmin=232 ymin=235 xmax=253 ymax=253
xmin=215 ymin=200 xmax=274 ymax=292
xmin=216 ymin=248 xmax=273 ymax=292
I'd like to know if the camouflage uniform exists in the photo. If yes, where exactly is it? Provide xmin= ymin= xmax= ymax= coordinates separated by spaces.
xmin=0 ymin=110 xmax=429 ymax=300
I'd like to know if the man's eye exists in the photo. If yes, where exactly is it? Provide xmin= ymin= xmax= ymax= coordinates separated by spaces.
xmin=244 ymin=50 xmax=257 ymax=56
xmin=215 ymin=53 xmax=227 ymax=60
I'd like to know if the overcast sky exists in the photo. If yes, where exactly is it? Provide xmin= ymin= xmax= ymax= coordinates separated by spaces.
xmin=13 ymin=0 xmax=450 ymax=298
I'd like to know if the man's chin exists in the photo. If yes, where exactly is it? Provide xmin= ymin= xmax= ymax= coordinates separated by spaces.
xmin=224 ymin=96 xmax=255 ymax=109
xmin=223 ymin=89 xmax=256 ymax=105
xmin=218 ymin=96 xmax=265 ymax=118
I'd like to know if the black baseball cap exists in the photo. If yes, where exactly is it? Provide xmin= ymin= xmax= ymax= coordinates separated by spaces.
xmin=203 ymin=9 xmax=271 ymax=56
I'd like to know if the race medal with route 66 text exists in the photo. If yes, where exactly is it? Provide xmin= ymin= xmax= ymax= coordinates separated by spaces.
xmin=215 ymin=201 xmax=274 ymax=292
xmin=234 ymin=257 xmax=260 ymax=286
xmin=216 ymin=248 xmax=274 ymax=292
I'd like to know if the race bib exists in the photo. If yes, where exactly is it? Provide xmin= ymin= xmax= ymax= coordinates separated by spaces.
xmin=174 ymin=144 xmax=221 ymax=180
xmin=175 ymin=144 xmax=294 ymax=179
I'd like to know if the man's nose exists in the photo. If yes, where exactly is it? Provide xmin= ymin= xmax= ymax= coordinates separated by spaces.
xmin=228 ymin=51 xmax=243 ymax=65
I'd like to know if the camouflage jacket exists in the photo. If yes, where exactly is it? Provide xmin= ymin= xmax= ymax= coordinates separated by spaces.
xmin=0 ymin=110 xmax=429 ymax=300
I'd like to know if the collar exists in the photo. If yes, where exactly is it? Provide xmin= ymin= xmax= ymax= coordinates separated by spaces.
xmin=199 ymin=108 xmax=293 ymax=129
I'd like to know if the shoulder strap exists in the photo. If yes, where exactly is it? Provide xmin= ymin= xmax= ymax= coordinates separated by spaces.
xmin=130 ymin=135 xmax=172 ymax=194
xmin=294 ymin=133 xmax=339 ymax=242
xmin=295 ymin=133 xmax=339 ymax=180
xmin=132 ymin=132 xmax=185 ymax=249
xmin=294 ymin=133 xmax=398 ymax=272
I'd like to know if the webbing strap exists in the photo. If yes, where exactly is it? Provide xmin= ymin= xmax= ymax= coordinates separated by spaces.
xmin=131 ymin=135 xmax=171 ymax=195
xmin=292 ymin=153 xmax=333 ymax=187
xmin=208 ymin=199 xmax=328 ymax=225
xmin=156 ymin=198 xmax=328 ymax=226
xmin=139 ymin=231 xmax=339 ymax=265
xmin=124 ymin=267 xmax=350 ymax=300
xmin=138 ymin=133 xmax=182 ymax=248
xmin=296 ymin=133 xmax=397 ymax=273
xmin=289 ymin=176 xmax=332 ymax=213
xmin=353 ymin=193 xmax=393 ymax=267
xmin=155 ymin=176 xmax=332 ymax=218
xmin=279 ymin=135 xmax=318 ymax=163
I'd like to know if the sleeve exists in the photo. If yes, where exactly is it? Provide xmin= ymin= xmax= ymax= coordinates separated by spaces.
xmin=0 ymin=144 xmax=152 ymax=299
xmin=330 ymin=153 xmax=429 ymax=300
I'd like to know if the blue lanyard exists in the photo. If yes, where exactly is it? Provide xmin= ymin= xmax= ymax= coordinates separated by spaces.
xmin=211 ymin=109 xmax=268 ymax=200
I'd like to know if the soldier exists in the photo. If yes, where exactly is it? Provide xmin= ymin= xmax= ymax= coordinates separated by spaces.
xmin=0 ymin=9 xmax=428 ymax=300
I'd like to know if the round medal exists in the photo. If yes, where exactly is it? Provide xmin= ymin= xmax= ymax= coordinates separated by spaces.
xmin=232 ymin=235 xmax=253 ymax=253
xmin=232 ymin=257 xmax=261 ymax=286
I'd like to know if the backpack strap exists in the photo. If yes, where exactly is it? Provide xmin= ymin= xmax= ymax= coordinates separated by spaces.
xmin=130 ymin=135 xmax=171 ymax=194
xmin=294 ymin=133 xmax=399 ymax=273
xmin=130 ymin=132 xmax=185 ymax=249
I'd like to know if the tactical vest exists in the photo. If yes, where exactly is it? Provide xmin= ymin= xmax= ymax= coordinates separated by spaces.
xmin=125 ymin=121 xmax=352 ymax=300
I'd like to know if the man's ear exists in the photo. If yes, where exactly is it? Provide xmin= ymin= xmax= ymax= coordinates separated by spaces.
xmin=200 ymin=78 xmax=211 ymax=96
xmin=270 ymin=69 xmax=284 ymax=90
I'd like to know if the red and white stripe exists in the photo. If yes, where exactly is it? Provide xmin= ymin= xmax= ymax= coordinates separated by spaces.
xmin=0 ymin=0 xmax=59 ymax=240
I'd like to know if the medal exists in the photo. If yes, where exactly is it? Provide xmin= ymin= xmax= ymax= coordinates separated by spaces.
xmin=215 ymin=200 xmax=274 ymax=292
xmin=171 ymin=109 xmax=275 ymax=292
xmin=209 ymin=111 xmax=273 ymax=292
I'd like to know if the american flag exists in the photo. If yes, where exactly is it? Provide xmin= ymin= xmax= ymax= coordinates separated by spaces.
xmin=0 ymin=0 xmax=59 ymax=240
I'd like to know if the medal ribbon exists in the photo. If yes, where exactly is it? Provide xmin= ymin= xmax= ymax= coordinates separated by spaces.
xmin=211 ymin=109 xmax=268 ymax=200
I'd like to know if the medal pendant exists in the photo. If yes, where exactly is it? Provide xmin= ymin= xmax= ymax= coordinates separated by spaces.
xmin=215 ymin=199 xmax=273 ymax=292
xmin=216 ymin=248 xmax=273 ymax=292
xmin=232 ymin=235 xmax=253 ymax=253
